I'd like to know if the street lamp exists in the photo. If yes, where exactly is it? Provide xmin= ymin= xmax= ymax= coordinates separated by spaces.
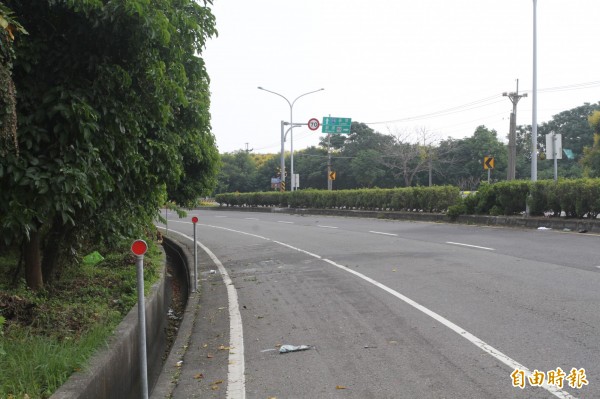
xmin=258 ymin=86 xmax=324 ymax=191
xmin=531 ymin=0 xmax=538 ymax=181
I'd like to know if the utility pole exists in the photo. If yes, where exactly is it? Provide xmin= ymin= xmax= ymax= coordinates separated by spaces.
xmin=244 ymin=142 xmax=253 ymax=153
xmin=327 ymin=133 xmax=332 ymax=190
xmin=503 ymin=79 xmax=527 ymax=180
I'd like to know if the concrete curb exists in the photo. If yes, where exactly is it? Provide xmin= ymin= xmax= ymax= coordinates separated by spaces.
xmin=150 ymin=235 xmax=200 ymax=399
xmin=50 ymin=249 xmax=168 ymax=399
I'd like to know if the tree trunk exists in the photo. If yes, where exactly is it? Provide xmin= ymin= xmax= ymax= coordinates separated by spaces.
xmin=42 ymin=218 xmax=66 ymax=284
xmin=24 ymin=230 xmax=43 ymax=291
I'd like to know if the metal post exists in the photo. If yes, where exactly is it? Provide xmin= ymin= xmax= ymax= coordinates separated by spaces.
xmin=258 ymin=87 xmax=324 ymax=192
xmin=280 ymin=121 xmax=286 ymax=192
xmin=290 ymin=106 xmax=294 ymax=191
xmin=488 ymin=168 xmax=491 ymax=184
xmin=193 ymin=223 xmax=198 ymax=292
xmin=165 ymin=206 xmax=168 ymax=236
xmin=553 ymin=133 xmax=558 ymax=182
xmin=327 ymin=133 xmax=332 ymax=191
xmin=531 ymin=0 xmax=538 ymax=181
xmin=135 ymin=254 xmax=149 ymax=399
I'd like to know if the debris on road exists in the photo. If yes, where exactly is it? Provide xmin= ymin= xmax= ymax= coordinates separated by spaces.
xmin=279 ymin=344 xmax=311 ymax=354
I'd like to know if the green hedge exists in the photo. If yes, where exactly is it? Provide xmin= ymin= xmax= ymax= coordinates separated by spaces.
xmin=215 ymin=179 xmax=600 ymax=219
xmin=215 ymin=186 xmax=461 ymax=213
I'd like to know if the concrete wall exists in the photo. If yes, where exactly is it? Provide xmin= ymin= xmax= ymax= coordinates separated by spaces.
xmin=50 ymin=253 xmax=169 ymax=399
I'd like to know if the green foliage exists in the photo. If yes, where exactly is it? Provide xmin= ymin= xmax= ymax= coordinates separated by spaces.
xmin=1 ymin=1 xmax=218 ymax=284
xmin=216 ymin=186 xmax=461 ymax=213
xmin=446 ymin=201 xmax=466 ymax=221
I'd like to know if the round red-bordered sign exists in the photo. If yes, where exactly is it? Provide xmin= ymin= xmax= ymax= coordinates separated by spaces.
xmin=308 ymin=118 xmax=320 ymax=131
xmin=131 ymin=239 xmax=148 ymax=256
xmin=192 ymin=216 xmax=198 ymax=224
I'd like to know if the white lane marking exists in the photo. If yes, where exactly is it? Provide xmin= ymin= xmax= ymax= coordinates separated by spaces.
xmin=369 ymin=231 xmax=398 ymax=237
xmin=318 ymin=225 xmax=338 ymax=229
xmin=161 ymin=229 xmax=246 ymax=399
xmin=596 ymin=266 xmax=600 ymax=269
xmin=273 ymin=240 xmax=322 ymax=259
xmin=446 ymin=241 xmax=495 ymax=251
xmin=277 ymin=221 xmax=294 ymax=224
xmin=244 ymin=217 xmax=259 ymax=220
xmin=319 ymin=258 xmax=574 ymax=399
xmin=184 ymin=223 xmax=575 ymax=399
xmin=215 ymin=215 xmax=228 ymax=218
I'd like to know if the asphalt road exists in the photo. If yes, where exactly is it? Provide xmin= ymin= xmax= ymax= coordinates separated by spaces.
xmin=161 ymin=209 xmax=599 ymax=399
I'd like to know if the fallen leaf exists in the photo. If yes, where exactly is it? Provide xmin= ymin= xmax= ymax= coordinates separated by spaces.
xmin=211 ymin=385 xmax=219 ymax=391
xmin=212 ymin=380 xmax=224 ymax=385
xmin=194 ymin=373 xmax=204 ymax=380
xmin=218 ymin=345 xmax=230 ymax=351
xmin=207 ymin=353 xmax=214 ymax=359
xmin=392 ymin=269 xmax=397 ymax=272
xmin=336 ymin=385 xmax=347 ymax=390
xmin=202 ymin=343 xmax=208 ymax=348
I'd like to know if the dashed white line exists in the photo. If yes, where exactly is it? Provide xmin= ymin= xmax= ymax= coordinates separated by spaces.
xmin=446 ymin=241 xmax=495 ymax=251
xmin=318 ymin=225 xmax=339 ymax=229
xmin=277 ymin=221 xmax=294 ymax=224
xmin=215 ymin=215 xmax=228 ymax=218
xmin=244 ymin=217 xmax=259 ymax=220
xmin=369 ymin=230 xmax=398 ymax=237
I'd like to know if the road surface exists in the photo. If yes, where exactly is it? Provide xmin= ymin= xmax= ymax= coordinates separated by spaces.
xmin=159 ymin=209 xmax=599 ymax=399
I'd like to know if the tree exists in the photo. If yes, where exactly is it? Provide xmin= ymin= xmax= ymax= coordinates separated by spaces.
xmin=440 ymin=126 xmax=507 ymax=187
xmin=581 ymin=110 xmax=600 ymax=177
xmin=216 ymin=151 xmax=265 ymax=193
xmin=350 ymin=149 xmax=385 ymax=188
xmin=379 ymin=127 xmax=438 ymax=187
xmin=0 ymin=4 xmax=26 ymax=156
xmin=1 ymin=1 xmax=219 ymax=290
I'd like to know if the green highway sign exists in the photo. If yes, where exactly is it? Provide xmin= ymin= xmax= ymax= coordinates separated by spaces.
xmin=322 ymin=117 xmax=352 ymax=134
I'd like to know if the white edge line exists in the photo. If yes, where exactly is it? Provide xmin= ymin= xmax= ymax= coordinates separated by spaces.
xmin=446 ymin=241 xmax=495 ymax=251
xmin=317 ymin=225 xmax=339 ymax=229
xmin=369 ymin=230 xmax=398 ymax=237
xmin=159 ymin=228 xmax=246 ymax=399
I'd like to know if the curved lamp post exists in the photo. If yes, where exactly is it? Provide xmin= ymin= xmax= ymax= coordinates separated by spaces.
xmin=258 ymin=87 xmax=324 ymax=191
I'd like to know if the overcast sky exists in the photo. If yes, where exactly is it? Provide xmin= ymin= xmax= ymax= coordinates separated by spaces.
xmin=203 ymin=0 xmax=600 ymax=154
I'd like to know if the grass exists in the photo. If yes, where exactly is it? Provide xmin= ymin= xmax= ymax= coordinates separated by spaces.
xmin=0 ymin=239 xmax=163 ymax=399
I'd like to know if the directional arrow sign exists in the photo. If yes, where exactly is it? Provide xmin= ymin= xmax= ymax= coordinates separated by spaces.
xmin=329 ymin=171 xmax=336 ymax=180
xmin=484 ymin=156 xmax=495 ymax=170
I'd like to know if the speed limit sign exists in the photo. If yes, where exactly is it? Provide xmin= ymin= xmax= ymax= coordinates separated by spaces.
xmin=308 ymin=118 xmax=320 ymax=131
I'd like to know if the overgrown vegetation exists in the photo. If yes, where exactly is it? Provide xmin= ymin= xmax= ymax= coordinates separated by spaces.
xmin=0 ymin=240 xmax=163 ymax=399
xmin=1 ymin=1 xmax=219 ymax=292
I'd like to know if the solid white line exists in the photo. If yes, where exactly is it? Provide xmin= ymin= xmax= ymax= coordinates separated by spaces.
xmin=244 ymin=217 xmax=259 ymax=220
xmin=272 ymin=240 xmax=322 ymax=259
xmin=319 ymin=258 xmax=575 ymax=399
xmin=277 ymin=221 xmax=294 ymax=224
xmin=446 ymin=241 xmax=495 ymax=251
xmin=215 ymin=215 xmax=228 ymax=218
xmin=369 ymin=230 xmax=398 ymax=237
xmin=318 ymin=225 xmax=338 ymax=229
xmin=160 ymin=229 xmax=246 ymax=399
